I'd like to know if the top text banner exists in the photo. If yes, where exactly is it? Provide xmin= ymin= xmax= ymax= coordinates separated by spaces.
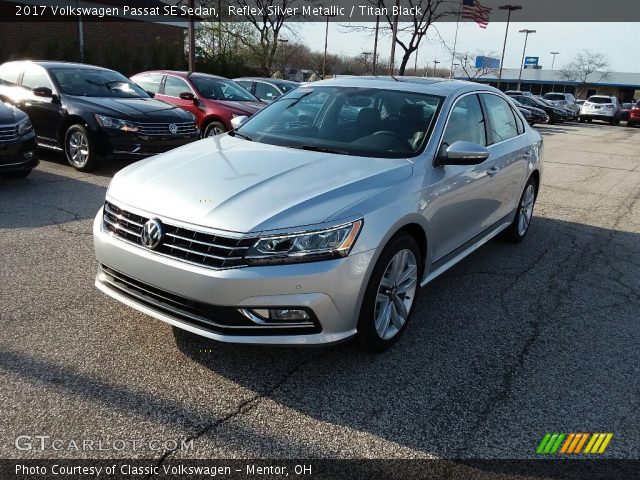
xmin=4 ymin=0 xmax=640 ymax=22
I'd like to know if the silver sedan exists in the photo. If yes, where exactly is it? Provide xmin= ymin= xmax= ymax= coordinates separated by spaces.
xmin=94 ymin=77 xmax=543 ymax=351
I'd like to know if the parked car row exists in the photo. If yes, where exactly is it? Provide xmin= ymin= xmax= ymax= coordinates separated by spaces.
xmin=0 ymin=60 xmax=301 ymax=173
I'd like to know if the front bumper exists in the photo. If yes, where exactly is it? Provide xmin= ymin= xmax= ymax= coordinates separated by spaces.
xmin=99 ymin=130 xmax=199 ymax=158
xmin=93 ymin=210 xmax=375 ymax=345
xmin=0 ymin=133 xmax=38 ymax=172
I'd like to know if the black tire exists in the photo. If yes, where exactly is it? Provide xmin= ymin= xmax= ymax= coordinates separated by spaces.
xmin=357 ymin=233 xmax=423 ymax=352
xmin=64 ymin=124 xmax=100 ymax=172
xmin=1 ymin=169 xmax=32 ymax=179
xmin=202 ymin=121 xmax=227 ymax=138
xmin=628 ymin=121 xmax=636 ymax=128
xmin=579 ymin=117 xmax=585 ymax=123
xmin=500 ymin=176 xmax=538 ymax=244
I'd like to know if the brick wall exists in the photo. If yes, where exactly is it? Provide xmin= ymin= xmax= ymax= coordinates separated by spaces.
xmin=0 ymin=2 xmax=186 ymax=75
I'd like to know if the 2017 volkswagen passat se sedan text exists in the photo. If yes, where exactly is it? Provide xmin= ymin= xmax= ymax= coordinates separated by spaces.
xmin=94 ymin=78 xmax=543 ymax=351
xmin=0 ymin=61 xmax=199 ymax=172
xmin=0 ymin=101 xmax=37 ymax=178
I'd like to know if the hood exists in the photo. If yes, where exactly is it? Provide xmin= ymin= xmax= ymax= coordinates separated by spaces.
xmin=213 ymin=100 xmax=265 ymax=115
xmin=107 ymin=135 xmax=413 ymax=233
xmin=0 ymin=101 xmax=23 ymax=124
xmin=65 ymin=96 xmax=193 ymax=121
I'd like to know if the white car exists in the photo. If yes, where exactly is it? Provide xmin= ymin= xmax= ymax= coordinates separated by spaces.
xmin=579 ymin=95 xmax=622 ymax=125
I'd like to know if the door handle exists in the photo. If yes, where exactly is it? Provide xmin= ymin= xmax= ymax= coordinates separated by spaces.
xmin=486 ymin=166 xmax=499 ymax=177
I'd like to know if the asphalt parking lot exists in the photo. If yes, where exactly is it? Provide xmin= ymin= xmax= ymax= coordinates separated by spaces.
xmin=0 ymin=123 xmax=639 ymax=462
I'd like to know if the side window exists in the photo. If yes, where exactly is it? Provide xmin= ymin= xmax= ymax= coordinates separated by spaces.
xmin=512 ymin=106 xmax=525 ymax=134
xmin=236 ymin=80 xmax=252 ymax=92
xmin=163 ymin=76 xmax=190 ymax=97
xmin=21 ymin=64 xmax=54 ymax=90
xmin=254 ymin=82 xmax=280 ymax=101
xmin=133 ymin=73 xmax=162 ymax=93
xmin=0 ymin=63 xmax=23 ymax=85
xmin=440 ymin=94 xmax=486 ymax=154
xmin=481 ymin=94 xmax=519 ymax=144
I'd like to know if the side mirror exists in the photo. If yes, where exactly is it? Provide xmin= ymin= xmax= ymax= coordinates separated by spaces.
xmin=145 ymin=90 xmax=155 ymax=98
xmin=230 ymin=115 xmax=249 ymax=129
xmin=179 ymin=91 xmax=195 ymax=101
xmin=436 ymin=140 xmax=490 ymax=166
xmin=33 ymin=87 xmax=53 ymax=97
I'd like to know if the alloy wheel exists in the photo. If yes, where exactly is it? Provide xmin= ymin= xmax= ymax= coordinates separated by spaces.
xmin=374 ymin=249 xmax=418 ymax=340
xmin=206 ymin=124 xmax=225 ymax=137
xmin=518 ymin=184 xmax=536 ymax=236
xmin=68 ymin=131 xmax=89 ymax=167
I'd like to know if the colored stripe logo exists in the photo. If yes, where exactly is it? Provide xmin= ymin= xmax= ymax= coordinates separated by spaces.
xmin=537 ymin=433 xmax=613 ymax=454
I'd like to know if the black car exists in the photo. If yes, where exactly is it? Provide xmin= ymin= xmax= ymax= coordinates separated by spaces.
xmin=509 ymin=94 xmax=568 ymax=124
xmin=510 ymin=98 xmax=549 ymax=126
xmin=0 ymin=61 xmax=199 ymax=171
xmin=0 ymin=101 xmax=37 ymax=178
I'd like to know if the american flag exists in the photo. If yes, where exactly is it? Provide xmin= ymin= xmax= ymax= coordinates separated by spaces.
xmin=462 ymin=0 xmax=492 ymax=29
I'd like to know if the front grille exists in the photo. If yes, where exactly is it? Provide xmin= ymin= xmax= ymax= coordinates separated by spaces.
xmin=99 ymin=264 xmax=321 ymax=335
xmin=0 ymin=124 xmax=18 ymax=142
xmin=102 ymin=201 xmax=256 ymax=269
xmin=134 ymin=121 xmax=197 ymax=136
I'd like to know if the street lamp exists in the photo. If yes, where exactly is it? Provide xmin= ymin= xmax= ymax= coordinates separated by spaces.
xmin=278 ymin=39 xmax=289 ymax=79
xmin=550 ymin=51 xmax=559 ymax=70
xmin=517 ymin=29 xmax=536 ymax=91
xmin=432 ymin=60 xmax=440 ymax=77
xmin=497 ymin=5 xmax=522 ymax=90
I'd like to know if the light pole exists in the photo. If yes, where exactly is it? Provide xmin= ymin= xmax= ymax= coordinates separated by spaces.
xmin=322 ymin=15 xmax=336 ymax=79
xmin=432 ymin=60 xmax=440 ymax=77
xmin=517 ymin=29 xmax=536 ymax=91
xmin=550 ymin=51 xmax=559 ymax=70
xmin=389 ymin=0 xmax=400 ymax=75
xmin=497 ymin=5 xmax=522 ymax=90
xmin=278 ymin=39 xmax=289 ymax=79
xmin=187 ymin=0 xmax=196 ymax=72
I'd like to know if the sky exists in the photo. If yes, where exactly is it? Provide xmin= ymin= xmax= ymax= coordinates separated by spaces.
xmin=291 ymin=22 xmax=639 ymax=73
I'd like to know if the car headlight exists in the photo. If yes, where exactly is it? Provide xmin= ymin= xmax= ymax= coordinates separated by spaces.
xmin=95 ymin=114 xmax=138 ymax=132
xmin=17 ymin=117 xmax=33 ymax=135
xmin=245 ymin=219 xmax=363 ymax=265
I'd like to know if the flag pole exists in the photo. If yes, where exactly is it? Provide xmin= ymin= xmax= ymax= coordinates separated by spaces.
xmin=449 ymin=0 xmax=462 ymax=78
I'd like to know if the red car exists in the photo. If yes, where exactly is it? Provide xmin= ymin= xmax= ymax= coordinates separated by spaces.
xmin=627 ymin=101 xmax=640 ymax=127
xmin=131 ymin=70 xmax=265 ymax=137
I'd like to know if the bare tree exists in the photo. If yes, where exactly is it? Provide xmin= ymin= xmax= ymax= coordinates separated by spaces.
xmin=452 ymin=51 xmax=500 ymax=80
xmin=341 ymin=0 xmax=455 ymax=76
xmin=560 ymin=51 xmax=612 ymax=98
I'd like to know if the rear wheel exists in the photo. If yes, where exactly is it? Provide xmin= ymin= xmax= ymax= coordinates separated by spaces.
xmin=64 ymin=125 xmax=100 ymax=171
xmin=501 ymin=176 xmax=538 ymax=243
xmin=628 ymin=121 xmax=636 ymax=128
xmin=357 ymin=233 xmax=422 ymax=352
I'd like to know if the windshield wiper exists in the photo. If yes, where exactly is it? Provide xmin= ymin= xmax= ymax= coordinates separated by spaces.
xmin=288 ymin=144 xmax=350 ymax=155
xmin=228 ymin=130 xmax=253 ymax=141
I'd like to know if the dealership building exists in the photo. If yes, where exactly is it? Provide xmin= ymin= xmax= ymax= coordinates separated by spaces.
xmin=454 ymin=67 xmax=640 ymax=102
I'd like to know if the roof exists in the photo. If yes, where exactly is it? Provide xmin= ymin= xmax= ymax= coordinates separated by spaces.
xmin=310 ymin=76 xmax=498 ymax=96
xmin=454 ymin=68 xmax=640 ymax=88
xmin=135 ymin=70 xmax=227 ymax=80
xmin=6 ymin=60 xmax=113 ymax=71
xmin=235 ymin=78 xmax=300 ymax=85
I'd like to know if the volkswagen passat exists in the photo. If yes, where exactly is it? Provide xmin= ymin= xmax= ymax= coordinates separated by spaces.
xmin=94 ymin=78 xmax=543 ymax=351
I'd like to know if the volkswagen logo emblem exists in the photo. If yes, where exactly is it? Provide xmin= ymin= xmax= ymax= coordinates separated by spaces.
xmin=141 ymin=218 xmax=163 ymax=250
xmin=168 ymin=123 xmax=178 ymax=134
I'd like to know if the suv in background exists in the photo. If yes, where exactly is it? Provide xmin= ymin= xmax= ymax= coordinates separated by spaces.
xmin=132 ymin=71 xmax=265 ymax=137
xmin=579 ymin=95 xmax=621 ymax=125
xmin=234 ymin=78 xmax=299 ymax=103
xmin=0 ymin=61 xmax=199 ymax=171
xmin=542 ymin=92 xmax=579 ymax=114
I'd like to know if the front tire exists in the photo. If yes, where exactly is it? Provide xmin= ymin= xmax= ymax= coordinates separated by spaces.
xmin=64 ymin=125 xmax=100 ymax=171
xmin=203 ymin=121 xmax=227 ymax=138
xmin=501 ymin=176 xmax=538 ymax=243
xmin=357 ymin=233 xmax=422 ymax=352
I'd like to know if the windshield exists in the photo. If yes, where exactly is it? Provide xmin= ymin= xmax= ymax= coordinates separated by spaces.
xmin=543 ymin=94 xmax=565 ymax=101
xmin=236 ymin=86 xmax=442 ymax=159
xmin=191 ymin=77 xmax=257 ymax=101
xmin=587 ymin=96 xmax=613 ymax=104
xmin=51 ymin=68 xmax=148 ymax=98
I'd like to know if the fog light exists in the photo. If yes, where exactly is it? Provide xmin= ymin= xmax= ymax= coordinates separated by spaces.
xmin=239 ymin=308 xmax=311 ymax=323
xmin=23 ymin=150 xmax=35 ymax=159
